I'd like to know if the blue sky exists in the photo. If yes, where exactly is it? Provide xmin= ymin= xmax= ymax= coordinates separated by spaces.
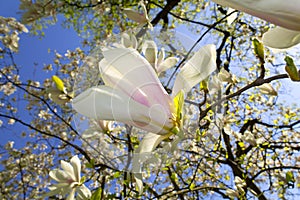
xmin=0 ymin=1 xmax=83 ymax=148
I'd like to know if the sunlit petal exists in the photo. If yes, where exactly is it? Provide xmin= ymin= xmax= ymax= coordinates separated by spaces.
xmin=100 ymin=48 xmax=172 ymax=114
xmin=49 ymin=169 xmax=69 ymax=183
xmin=157 ymin=57 xmax=179 ymax=74
xmin=73 ymin=86 xmax=172 ymax=134
xmin=262 ymin=27 xmax=300 ymax=49
xmin=70 ymin=155 xmax=81 ymax=182
xmin=172 ymin=44 xmax=217 ymax=96
xmin=60 ymin=160 xmax=76 ymax=181
xmin=142 ymin=40 xmax=158 ymax=67
xmin=212 ymin=0 xmax=300 ymax=31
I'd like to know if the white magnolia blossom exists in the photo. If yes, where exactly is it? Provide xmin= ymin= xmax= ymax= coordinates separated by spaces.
xmin=73 ymin=44 xmax=217 ymax=192
xmin=45 ymin=155 xmax=91 ymax=200
xmin=212 ymin=0 xmax=300 ymax=49
xmin=0 ymin=16 xmax=28 ymax=52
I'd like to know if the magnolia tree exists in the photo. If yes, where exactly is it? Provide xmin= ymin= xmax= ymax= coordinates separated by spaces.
xmin=1 ymin=0 xmax=300 ymax=199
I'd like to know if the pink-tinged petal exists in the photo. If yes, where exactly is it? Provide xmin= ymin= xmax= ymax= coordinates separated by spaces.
xmin=262 ymin=27 xmax=300 ymax=49
xmin=99 ymin=59 xmax=150 ymax=107
xmin=70 ymin=155 xmax=81 ymax=182
xmin=100 ymin=48 xmax=172 ymax=115
xmin=212 ymin=0 xmax=300 ymax=31
xmin=73 ymin=86 xmax=173 ymax=135
xmin=172 ymin=44 xmax=217 ymax=96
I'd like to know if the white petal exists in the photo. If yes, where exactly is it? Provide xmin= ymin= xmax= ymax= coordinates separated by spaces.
xmin=49 ymin=169 xmax=69 ymax=182
xmin=61 ymin=160 xmax=76 ymax=181
xmin=212 ymin=0 xmax=300 ymax=31
xmin=134 ymin=173 xmax=144 ymax=194
xmin=73 ymin=86 xmax=172 ymax=134
xmin=157 ymin=57 xmax=179 ymax=74
xmin=121 ymin=33 xmax=138 ymax=49
xmin=123 ymin=9 xmax=148 ymax=24
xmin=262 ymin=27 xmax=300 ymax=49
xmin=142 ymin=40 xmax=158 ymax=67
xmin=77 ymin=184 xmax=92 ymax=200
xmin=70 ymin=155 xmax=81 ymax=182
xmin=157 ymin=48 xmax=165 ymax=65
xmin=172 ymin=44 xmax=217 ymax=96
xmin=227 ymin=8 xmax=237 ymax=25
xmin=99 ymin=48 xmax=172 ymax=114
xmin=66 ymin=188 xmax=76 ymax=200
xmin=137 ymin=132 xmax=170 ymax=153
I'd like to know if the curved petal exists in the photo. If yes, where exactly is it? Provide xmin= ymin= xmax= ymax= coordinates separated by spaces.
xmin=138 ymin=132 xmax=171 ymax=153
xmin=212 ymin=0 xmax=300 ymax=31
xmin=172 ymin=44 xmax=217 ymax=96
xmin=100 ymin=48 xmax=172 ymax=115
xmin=123 ymin=9 xmax=148 ymax=24
xmin=262 ymin=27 xmax=300 ymax=49
xmin=142 ymin=40 xmax=158 ymax=67
xmin=49 ymin=169 xmax=69 ymax=183
xmin=157 ymin=57 xmax=179 ymax=74
xmin=66 ymin=188 xmax=76 ymax=200
xmin=77 ymin=184 xmax=92 ymax=200
xmin=70 ymin=155 xmax=81 ymax=182
xmin=72 ymin=86 xmax=173 ymax=135
xmin=99 ymin=59 xmax=151 ymax=107
xmin=60 ymin=160 xmax=76 ymax=181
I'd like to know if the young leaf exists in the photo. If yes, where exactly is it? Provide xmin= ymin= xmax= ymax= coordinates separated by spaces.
xmin=91 ymin=187 xmax=102 ymax=200
xmin=252 ymin=38 xmax=264 ymax=62
xmin=284 ymin=56 xmax=300 ymax=81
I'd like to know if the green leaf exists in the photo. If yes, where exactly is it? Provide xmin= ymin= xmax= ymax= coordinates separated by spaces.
xmin=284 ymin=56 xmax=300 ymax=81
xmin=91 ymin=187 xmax=102 ymax=200
xmin=52 ymin=75 xmax=66 ymax=93
xmin=286 ymin=171 xmax=295 ymax=183
xmin=85 ymin=159 xmax=95 ymax=169
xmin=252 ymin=38 xmax=264 ymax=62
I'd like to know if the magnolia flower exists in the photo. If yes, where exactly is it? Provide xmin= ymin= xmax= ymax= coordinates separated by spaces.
xmin=212 ymin=0 xmax=300 ymax=49
xmin=73 ymin=46 xmax=216 ymax=134
xmin=45 ymin=155 xmax=91 ymax=200
xmin=73 ymin=45 xmax=216 ymax=192
xmin=142 ymin=40 xmax=179 ymax=75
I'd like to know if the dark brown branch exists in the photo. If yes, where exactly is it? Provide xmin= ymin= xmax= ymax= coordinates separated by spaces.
xmin=252 ymin=166 xmax=300 ymax=181
xmin=136 ymin=0 xmax=181 ymax=38
xmin=200 ymin=73 xmax=289 ymax=120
